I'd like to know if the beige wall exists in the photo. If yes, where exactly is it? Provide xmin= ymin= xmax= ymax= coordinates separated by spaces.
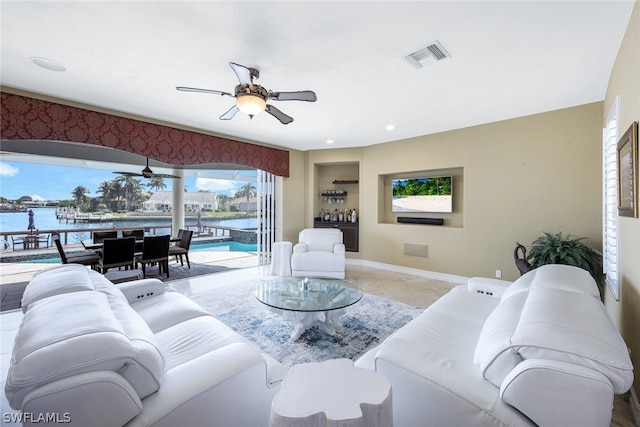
xmin=295 ymin=102 xmax=603 ymax=281
xmin=283 ymin=5 xmax=639 ymax=396
xmin=603 ymin=0 xmax=640 ymax=398
xmin=279 ymin=150 xmax=307 ymax=243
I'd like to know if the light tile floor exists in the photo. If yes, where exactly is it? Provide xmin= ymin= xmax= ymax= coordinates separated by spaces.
xmin=0 ymin=260 xmax=636 ymax=426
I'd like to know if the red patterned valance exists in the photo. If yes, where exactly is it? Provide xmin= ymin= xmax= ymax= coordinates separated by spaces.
xmin=0 ymin=92 xmax=289 ymax=177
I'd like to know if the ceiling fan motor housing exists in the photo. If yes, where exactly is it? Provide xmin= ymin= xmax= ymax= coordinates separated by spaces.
xmin=234 ymin=84 xmax=269 ymax=100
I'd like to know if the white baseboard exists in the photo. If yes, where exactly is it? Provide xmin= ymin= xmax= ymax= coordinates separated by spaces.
xmin=346 ymin=259 xmax=469 ymax=285
xmin=631 ymin=387 xmax=640 ymax=427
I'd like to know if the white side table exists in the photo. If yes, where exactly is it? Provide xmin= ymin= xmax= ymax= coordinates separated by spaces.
xmin=269 ymin=241 xmax=292 ymax=276
xmin=270 ymin=359 xmax=392 ymax=427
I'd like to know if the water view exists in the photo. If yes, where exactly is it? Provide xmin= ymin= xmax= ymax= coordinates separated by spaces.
xmin=1 ymin=207 xmax=257 ymax=245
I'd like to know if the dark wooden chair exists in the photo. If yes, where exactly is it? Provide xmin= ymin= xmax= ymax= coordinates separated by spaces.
xmin=122 ymin=229 xmax=144 ymax=238
xmin=123 ymin=229 xmax=145 ymax=253
xmin=52 ymin=233 xmax=100 ymax=269
xmin=97 ymin=237 xmax=136 ymax=274
xmin=135 ymin=235 xmax=170 ymax=278
xmin=92 ymin=230 xmax=118 ymax=243
xmin=169 ymin=229 xmax=193 ymax=268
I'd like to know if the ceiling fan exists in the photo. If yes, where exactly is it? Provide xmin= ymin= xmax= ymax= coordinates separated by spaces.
xmin=113 ymin=158 xmax=180 ymax=179
xmin=176 ymin=62 xmax=317 ymax=125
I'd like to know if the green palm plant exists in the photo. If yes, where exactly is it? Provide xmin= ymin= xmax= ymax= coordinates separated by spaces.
xmin=526 ymin=231 xmax=604 ymax=289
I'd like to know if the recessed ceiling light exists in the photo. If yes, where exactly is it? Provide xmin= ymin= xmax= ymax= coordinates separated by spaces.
xmin=326 ymin=139 xmax=335 ymax=144
xmin=30 ymin=57 xmax=66 ymax=72
xmin=386 ymin=125 xmax=396 ymax=131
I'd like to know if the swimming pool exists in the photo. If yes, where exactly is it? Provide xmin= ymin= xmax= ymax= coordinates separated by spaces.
xmin=17 ymin=240 xmax=257 ymax=264
xmin=191 ymin=241 xmax=257 ymax=252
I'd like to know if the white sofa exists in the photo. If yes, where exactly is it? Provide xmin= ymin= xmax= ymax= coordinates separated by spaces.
xmin=290 ymin=228 xmax=346 ymax=279
xmin=355 ymin=264 xmax=634 ymax=427
xmin=5 ymin=264 xmax=287 ymax=427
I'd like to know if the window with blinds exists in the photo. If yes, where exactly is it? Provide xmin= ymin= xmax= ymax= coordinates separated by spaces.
xmin=603 ymin=98 xmax=619 ymax=300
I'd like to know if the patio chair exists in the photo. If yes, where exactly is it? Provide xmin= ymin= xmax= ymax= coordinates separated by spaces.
xmin=123 ymin=229 xmax=145 ymax=253
xmin=169 ymin=229 xmax=193 ymax=268
xmin=92 ymin=230 xmax=118 ymax=243
xmin=35 ymin=230 xmax=50 ymax=248
xmin=122 ymin=229 xmax=144 ymax=238
xmin=135 ymin=235 xmax=170 ymax=278
xmin=10 ymin=235 xmax=26 ymax=250
xmin=96 ymin=237 xmax=136 ymax=274
xmin=52 ymin=233 xmax=100 ymax=269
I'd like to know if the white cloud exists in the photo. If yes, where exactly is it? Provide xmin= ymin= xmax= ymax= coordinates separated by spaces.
xmin=195 ymin=178 xmax=239 ymax=194
xmin=0 ymin=162 xmax=19 ymax=177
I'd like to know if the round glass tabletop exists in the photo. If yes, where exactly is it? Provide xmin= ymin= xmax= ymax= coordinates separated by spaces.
xmin=255 ymin=276 xmax=363 ymax=312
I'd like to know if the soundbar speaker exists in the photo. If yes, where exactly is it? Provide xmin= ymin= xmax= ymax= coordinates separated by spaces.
xmin=397 ymin=217 xmax=444 ymax=225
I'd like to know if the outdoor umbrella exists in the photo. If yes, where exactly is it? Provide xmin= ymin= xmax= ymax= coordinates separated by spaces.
xmin=27 ymin=209 xmax=36 ymax=231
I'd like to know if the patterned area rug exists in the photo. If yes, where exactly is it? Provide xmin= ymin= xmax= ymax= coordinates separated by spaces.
xmin=180 ymin=280 xmax=423 ymax=367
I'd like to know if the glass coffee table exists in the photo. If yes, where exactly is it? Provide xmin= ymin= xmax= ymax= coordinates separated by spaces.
xmin=255 ymin=277 xmax=363 ymax=341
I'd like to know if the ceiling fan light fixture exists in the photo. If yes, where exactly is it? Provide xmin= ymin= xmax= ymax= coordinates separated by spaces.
xmin=236 ymin=94 xmax=266 ymax=116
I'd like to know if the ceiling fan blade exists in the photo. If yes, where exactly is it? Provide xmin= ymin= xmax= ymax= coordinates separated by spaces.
xmin=220 ymin=105 xmax=239 ymax=120
xmin=265 ymin=104 xmax=293 ymax=125
xmin=229 ymin=62 xmax=253 ymax=86
xmin=176 ymin=86 xmax=233 ymax=97
xmin=113 ymin=171 xmax=143 ymax=177
xmin=270 ymin=90 xmax=317 ymax=102
xmin=151 ymin=173 xmax=180 ymax=179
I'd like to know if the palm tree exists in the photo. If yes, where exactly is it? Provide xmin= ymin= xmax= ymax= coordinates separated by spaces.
xmin=71 ymin=185 xmax=89 ymax=210
xmin=217 ymin=194 xmax=232 ymax=212
xmin=115 ymin=176 xmax=145 ymax=211
xmin=237 ymin=182 xmax=257 ymax=200
xmin=97 ymin=180 xmax=115 ymax=210
xmin=147 ymin=177 xmax=167 ymax=193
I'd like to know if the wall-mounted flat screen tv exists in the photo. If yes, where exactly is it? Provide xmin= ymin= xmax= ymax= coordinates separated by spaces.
xmin=391 ymin=176 xmax=453 ymax=213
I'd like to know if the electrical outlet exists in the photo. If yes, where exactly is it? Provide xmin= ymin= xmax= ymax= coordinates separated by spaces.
xmin=495 ymin=270 xmax=502 ymax=279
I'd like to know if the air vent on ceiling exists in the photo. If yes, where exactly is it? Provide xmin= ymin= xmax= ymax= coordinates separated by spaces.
xmin=405 ymin=40 xmax=451 ymax=69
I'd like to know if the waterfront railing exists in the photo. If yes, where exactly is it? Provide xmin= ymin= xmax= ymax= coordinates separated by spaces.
xmin=1 ymin=223 xmax=241 ymax=251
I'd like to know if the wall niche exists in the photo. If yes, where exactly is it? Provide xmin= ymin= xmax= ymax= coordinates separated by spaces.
xmin=377 ymin=167 xmax=464 ymax=228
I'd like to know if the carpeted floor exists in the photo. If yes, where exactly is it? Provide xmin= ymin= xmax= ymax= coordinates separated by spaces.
xmin=179 ymin=279 xmax=423 ymax=367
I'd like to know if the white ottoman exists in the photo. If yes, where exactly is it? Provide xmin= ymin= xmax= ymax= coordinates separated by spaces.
xmin=270 ymin=359 xmax=392 ymax=427
xmin=269 ymin=241 xmax=292 ymax=276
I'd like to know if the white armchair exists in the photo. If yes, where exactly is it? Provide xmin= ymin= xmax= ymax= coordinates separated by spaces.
xmin=291 ymin=228 xmax=346 ymax=279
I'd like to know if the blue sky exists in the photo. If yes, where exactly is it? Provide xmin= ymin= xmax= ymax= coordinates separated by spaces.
xmin=0 ymin=161 xmax=256 ymax=201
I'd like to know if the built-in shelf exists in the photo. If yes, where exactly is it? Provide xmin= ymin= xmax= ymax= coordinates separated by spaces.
xmin=321 ymin=191 xmax=347 ymax=197
xmin=333 ymin=180 xmax=359 ymax=184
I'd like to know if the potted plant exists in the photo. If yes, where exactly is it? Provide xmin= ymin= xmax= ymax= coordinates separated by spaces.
xmin=526 ymin=231 xmax=604 ymax=291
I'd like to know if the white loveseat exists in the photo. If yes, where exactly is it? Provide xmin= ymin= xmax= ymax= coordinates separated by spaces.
xmin=5 ymin=264 xmax=287 ymax=427
xmin=291 ymin=228 xmax=346 ymax=279
xmin=356 ymin=264 xmax=634 ymax=427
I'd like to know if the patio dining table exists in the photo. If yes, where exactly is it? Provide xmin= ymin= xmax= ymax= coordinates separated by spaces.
xmin=81 ymin=236 xmax=180 ymax=251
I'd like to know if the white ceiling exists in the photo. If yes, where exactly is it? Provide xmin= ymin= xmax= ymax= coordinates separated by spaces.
xmin=0 ymin=1 xmax=635 ymax=154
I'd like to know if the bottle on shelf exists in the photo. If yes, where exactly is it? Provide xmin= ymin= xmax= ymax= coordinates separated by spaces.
xmin=351 ymin=209 xmax=357 ymax=223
